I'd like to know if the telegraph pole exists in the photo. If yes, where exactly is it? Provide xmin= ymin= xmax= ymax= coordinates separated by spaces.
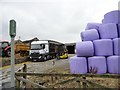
xmin=9 ymin=20 xmax=16 ymax=88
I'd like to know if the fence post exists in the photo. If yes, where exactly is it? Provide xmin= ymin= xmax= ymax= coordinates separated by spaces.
xmin=51 ymin=76 xmax=54 ymax=83
xmin=76 ymin=78 xmax=81 ymax=88
xmin=23 ymin=64 xmax=27 ymax=87
xmin=16 ymin=78 xmax=20 ymax=88
xmin=82 ymin=76 xmax=87 ymax=88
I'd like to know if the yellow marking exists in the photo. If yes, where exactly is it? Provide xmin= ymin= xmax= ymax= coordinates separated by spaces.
xmin=0 ymin=61 xmax=31 ymax=70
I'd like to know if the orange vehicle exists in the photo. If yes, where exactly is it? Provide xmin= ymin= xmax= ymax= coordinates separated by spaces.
xmin=14 ymin=43 xmax=30 ymax=57
xmin=0 ymin=41 xmax=30 ymax=57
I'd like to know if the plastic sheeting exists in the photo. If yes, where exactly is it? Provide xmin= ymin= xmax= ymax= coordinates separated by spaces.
xmin=107 ymin=56 xmax=120 ymax=74
xmin=93 ymin=39 xmax=113 ymax=56
xmin=103 ymin=10 xmax=120 ymax=24
xmin=81 ymin=29 xmax=99 ymax=41
xmin=76 ymin=41 xmax=94 ymax=57
xmin=85 ymin=23 xmax=101 ymax=30
xmin=69 ymin=56 xmax=87 ymax=74
xmin=117 ymin=24 xmax=120 ymax=37
xmin=102 ymin=19 xmax=105 ymax=24
xmin=88 ymin=56 xmax=107 ymax=74
xmin=113 ymin=38 xmax=120 ymax=55
xmin=99 ymin=23 xmax=118 ymax=39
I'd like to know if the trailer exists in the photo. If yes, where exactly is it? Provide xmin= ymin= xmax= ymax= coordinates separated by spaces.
xmin=29 ymin=40 xmax=67 ymax=61
xmin=0 ymin=41 xmax=30 ymax=57
xmin=15 ymin=43 xmax=30 ymax=57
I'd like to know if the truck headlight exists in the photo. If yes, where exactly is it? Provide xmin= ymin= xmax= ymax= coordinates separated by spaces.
xmin=30 ymin=56 xmax=32 ymax=59
xmin=39 ymin=56 xmax=41 ymax=59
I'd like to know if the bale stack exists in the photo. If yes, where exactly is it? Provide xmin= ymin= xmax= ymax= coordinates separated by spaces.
xmin=69 ymin=10 xmax=120 ymax=74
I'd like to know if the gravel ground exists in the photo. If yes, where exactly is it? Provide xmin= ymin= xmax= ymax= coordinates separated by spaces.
xmin=27 ymin=57 xmax=70 ymax=73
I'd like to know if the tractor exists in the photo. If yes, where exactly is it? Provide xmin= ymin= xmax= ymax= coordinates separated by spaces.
xmin=0 ymin=41 xmax=11 ymax=57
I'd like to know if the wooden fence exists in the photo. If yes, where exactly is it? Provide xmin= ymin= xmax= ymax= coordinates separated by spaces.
xmin=15 ymin=64 xmax=120 ymax=89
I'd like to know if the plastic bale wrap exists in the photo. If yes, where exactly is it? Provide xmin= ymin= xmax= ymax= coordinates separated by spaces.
xmin=117 ymin=24 xmax=120 ymax=37
xmin=99 ymin=23 xmax=118 ymax=39
xmin=69 ymin=56 xmax=88 ymax=74
xmin=103 ymin=10 xmax=120 ymax=24
xmin=113 ymin=38 xmax=120 ymax=55
xmin=85 ymin=23 xmax=101 ymax=30
xmin=93 ymin=39 xmax=113 ymax=56
xmin=88 ymin=56 xmax=107 ymax=74
xmin=81 ymin=29 xmax=99 ymax=41
xmin=102 ymin=19 xmax=105 ymax=24
xmin=107 ymin=56 xmax=120 ymax=74
xmin=76 ymin=41 xmax=94 ymax=57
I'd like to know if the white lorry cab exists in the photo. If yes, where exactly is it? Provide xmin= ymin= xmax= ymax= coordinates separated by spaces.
xmin=29 ymin=40 xmax=65 ymax=61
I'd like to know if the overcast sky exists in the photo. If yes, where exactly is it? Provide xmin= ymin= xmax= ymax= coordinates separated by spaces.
xmin=1 ymin=0 xmax=119 ymax=43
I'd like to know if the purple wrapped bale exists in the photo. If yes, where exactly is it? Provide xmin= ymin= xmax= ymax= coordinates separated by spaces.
xmin=69 ymin=56 xmax=87 ymax=74
xmin=113 ymin=38 xmax=120 ymax=55
xmin=99 ymin=23 xmax=118 ymax=39
xmin=102 ymin=19 xmax=108 ymax=24
xmin=107 ymin=56 xmax=120 ymax=74
xmin=76 ymin=41 xmax=94 ymax=57
xmin=88 ymin=56 xmax=107 ymax=74
xmin=93 ymin=39 xmax=113 ymax=56
xmin=69 ymin=56 xmax=77 ymax=74
xmin=81 ymin=29 xmax=99 ymax=41
xmin=102 ymin=19 xmax=105 ymax=24
xmin=117 ymin=24 xmax=120 ymax=37
xmin=85 ymin=23 xmax=101 ymax=30
xmin=104 ymin=10 xmax=120 ymax=24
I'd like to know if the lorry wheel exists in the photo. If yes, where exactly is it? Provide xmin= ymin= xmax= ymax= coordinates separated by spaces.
xmin=44 ymin=56 xmax=47 ymax=61
xmin=6 ymin=49 xmax=11 ymax=57
xmin=47 ymin=55 xmax=50 ymax=60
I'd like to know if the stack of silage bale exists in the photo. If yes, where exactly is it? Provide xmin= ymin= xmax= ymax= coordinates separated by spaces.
xmin=69 ymin=10 xmax=120 ymax=74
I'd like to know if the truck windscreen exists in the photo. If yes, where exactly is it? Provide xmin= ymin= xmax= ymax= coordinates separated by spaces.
xmin=31 ymin=44 xmax=44 ymax=50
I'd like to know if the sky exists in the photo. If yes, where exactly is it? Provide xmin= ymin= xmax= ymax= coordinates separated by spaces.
xmin=1 ymin=0 xmax=119 ymax=43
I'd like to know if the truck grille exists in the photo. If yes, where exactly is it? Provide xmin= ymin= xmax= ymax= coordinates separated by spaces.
xmin=31 ymin=53 xmax=40 ymax=57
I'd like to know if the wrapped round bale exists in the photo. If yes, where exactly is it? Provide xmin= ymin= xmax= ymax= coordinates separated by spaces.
xmin=76 ymin=41 xmax=94 ymax=57
xmin=102 ymin=19 xmax=105 ymax=24
xmin=99 ymin=23 xmax=118 ymax=39
xmin=93 ymin=39 xmax=113 ymax=56
xmin=69 ymin=56 xmax=88 ymax=74
xmin=102 ymin=19 xmax=108 ymax=24
xmin=104 ymin=10 xmax=120 ymax=24
xmin=117 ymin=24 xmax=120 ymax=37
xmin=81 ymin=29 xmax=99 ymax=41
xmin=85 ymin=23 xmax=101 ymax=30
xmin=113 ymin=38 xmax=120 ymax=55
xmin=88 ymin=56 xmax=107 ymax=74
xmin=107 ymin=56 xmax=120 ymax=74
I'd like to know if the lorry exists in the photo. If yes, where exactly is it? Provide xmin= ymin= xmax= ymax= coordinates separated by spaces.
xmin=0 ymin=41 xmax=30 ymax=57
xmin=29 ymin=40 xmax=67 ymax=61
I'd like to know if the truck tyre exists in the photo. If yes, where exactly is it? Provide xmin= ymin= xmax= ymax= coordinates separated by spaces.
xmin=43 ymin=56 xmax=47 ymax=61
xmin=6 ymin=49 xmax=11 ymax=57
xmin=47 ymin=55 xmax=50 ymax=60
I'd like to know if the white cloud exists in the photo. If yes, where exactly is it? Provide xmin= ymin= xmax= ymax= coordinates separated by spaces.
xmin=1 ymin=0 xmax=119 ymax=43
